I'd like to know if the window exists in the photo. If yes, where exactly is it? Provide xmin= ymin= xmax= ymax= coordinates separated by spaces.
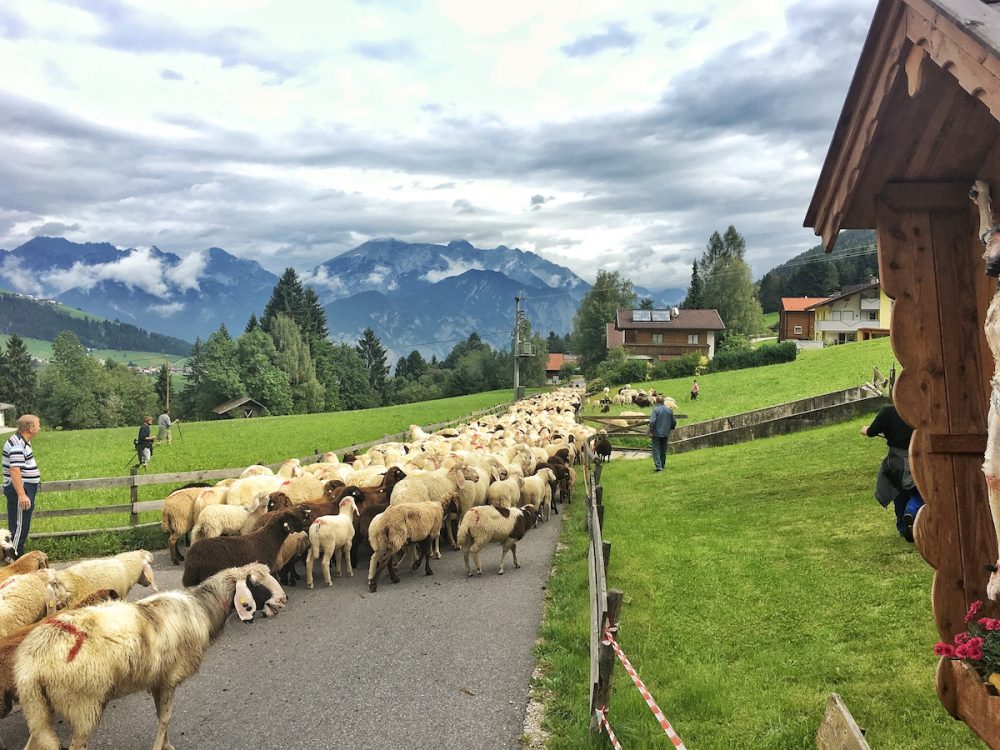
xmin=793 ymin=325 xmax=803 ymax=335
xmin=651 ymin=333 xmax=663 ymax=344
xmin=867 ymin=311 xmax=878 ymax=321
xmin=687 ymin=334 xmax=699 ymax=344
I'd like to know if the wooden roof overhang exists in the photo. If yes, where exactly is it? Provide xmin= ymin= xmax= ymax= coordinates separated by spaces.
xmin=805 ymin=0 xmax=1000 ymax=252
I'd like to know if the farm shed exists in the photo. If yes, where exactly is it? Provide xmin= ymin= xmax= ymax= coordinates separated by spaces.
xmin=805 ymin=0 xmax=1000 ymax=742
xmin=211 ymin=396 xmax=265 ymax=419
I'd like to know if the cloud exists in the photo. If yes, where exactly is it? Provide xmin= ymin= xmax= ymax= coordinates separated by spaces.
xmin=150 ymin=301 xmax=185 ymax=315
xmin=529 ymin=194 xmax=554 ymax=211
xmin=561 ymin=23 xmax=638 ymax=58
xmin=160 ymin=69 xmax=184 ymax=81
xmin=30 ymin=221 xmax=82 ymax=235
xmin=40 ymin=247 xmax=170 ymax=297
xmin=352 ymin=38 xmax=419 ymax=62
xmin=300 ymin=264 xmax=348 ymax=296
xmin=422 ymin=256 xmax=485 ymax=283
xmin=165 ymin=249 xmax=206 ymax=291
xmin=453 ymin=199 xmax=477 ymax=215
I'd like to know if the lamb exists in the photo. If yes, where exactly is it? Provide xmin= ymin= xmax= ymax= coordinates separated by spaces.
xmin=159 ymin=482 xmax=213 ymax=565
xmin=521 ymin=468 xmax=555 ymax=521
xmin=305 ymin=496 xmax=360 ymax=588
xmin=55 ymin=550 xmax=157 ymax=604
xmin=182 ymin=507 xmax=309 ymax=586
xmin=0 ymin=551 xmax=48 ymax=584
xmin=16 ymin=563 xmax=285 ymax=750
xmin=0 ymin=570 xmax=69 ymax=638
xmin=189 ymin=496 xmax=265 ymax=545
xmin=458 ymin=504 xmax=539 ymax=576
xmin=367 ymin=498 xmax=447 ymax=593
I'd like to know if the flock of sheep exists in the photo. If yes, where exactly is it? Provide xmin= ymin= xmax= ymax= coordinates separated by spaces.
xmin=0 ymin=388 xmax=592 ymax=749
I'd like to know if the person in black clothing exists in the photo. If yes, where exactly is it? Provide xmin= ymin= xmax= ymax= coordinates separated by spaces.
xmin=861 ymin=404 xmax=924 ymax=542
xmin=136 ymin=415 xmax=155 ymax=467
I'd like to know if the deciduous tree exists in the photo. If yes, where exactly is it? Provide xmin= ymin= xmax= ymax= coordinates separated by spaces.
xmin=570 ymin=270 xmax=636 ymax=376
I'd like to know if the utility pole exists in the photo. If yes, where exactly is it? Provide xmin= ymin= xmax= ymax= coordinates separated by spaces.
xmin=513 ymin=296 xmax=521 ymax=401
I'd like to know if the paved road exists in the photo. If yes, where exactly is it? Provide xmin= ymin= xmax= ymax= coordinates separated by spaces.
xmin=0 ymin=513 xmax=562 ymax=750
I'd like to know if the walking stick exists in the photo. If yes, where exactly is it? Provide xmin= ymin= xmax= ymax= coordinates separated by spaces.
xmin=174 ymin=421 xmax=184 ymax=442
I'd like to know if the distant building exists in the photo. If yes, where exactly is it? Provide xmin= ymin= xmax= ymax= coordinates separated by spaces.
xmin=211 ymin=396 xmax=265 ymax=419
xmin=805 ymin=281 xmax=892 ymax=345
xmin=606 ymin=308 xmax=725 ymax=361
xmin=778 ymin=297 xmax=829 ymax=342
xmin=545 ymin=353 xmax=578 ymax=384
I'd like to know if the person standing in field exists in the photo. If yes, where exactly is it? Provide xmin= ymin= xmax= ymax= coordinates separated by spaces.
xmin=861 ymin=404 xmax=924 ymax=542
xmin=690 ymin=380 xmax=700 ymax=400
xmin=648 ymin=395 xmax=676 ymax=473
xmin=136 ymin=415 xmax=156 ymax=468
xmin=157 ymin=411 xmax=178 ymax=445
xmin=2 ymin=414 xmax=41 ymax=557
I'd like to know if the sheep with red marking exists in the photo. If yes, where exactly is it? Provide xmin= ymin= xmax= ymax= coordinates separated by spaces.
xmin=0 ymin=570 xmax=69 ymax=638
xmin=15 ymin=563 xmax=284 ymax=750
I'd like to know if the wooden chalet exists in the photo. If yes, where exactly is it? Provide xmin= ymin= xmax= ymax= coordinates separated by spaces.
xmin=606 ymin=308 xmax=725 ymax=361
xmin=211 ymin=396 xmax=265 ymax=419
xmin=778 ymin=297 xmax=829 ymax=342
xmin=805 ymin=0 xmax=1000 ymax=741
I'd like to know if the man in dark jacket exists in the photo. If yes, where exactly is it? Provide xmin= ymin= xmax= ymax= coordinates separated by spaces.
xmin=862 ymin=404 xmax=924 ymax=542
xmin=648 ymin=395 xmax=676 ymax=472
xmin=136 ymin=415 xmax=155 ymax=467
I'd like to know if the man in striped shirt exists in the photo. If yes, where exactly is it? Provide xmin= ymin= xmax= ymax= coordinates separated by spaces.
xmin=2 ymin=414 xmax=41 ymax=557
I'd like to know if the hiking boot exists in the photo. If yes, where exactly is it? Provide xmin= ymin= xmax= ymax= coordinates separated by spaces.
xmin=902 ymin=513 xmax=915 ymax=543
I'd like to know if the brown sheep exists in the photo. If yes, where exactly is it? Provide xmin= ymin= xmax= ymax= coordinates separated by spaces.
xmin=0 ymin=552 xmax=48 ymax=585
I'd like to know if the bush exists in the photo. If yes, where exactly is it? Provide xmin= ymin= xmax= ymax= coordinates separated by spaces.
xmin=709 ymin=340 xmax=797 ymax=373
xmin=651 ymin=352 xmax=701 ymax=380
xmin=593 ymin=357 xmax=652 ymax=386
xmin=585 ymin=377 xmax=608 ymax=396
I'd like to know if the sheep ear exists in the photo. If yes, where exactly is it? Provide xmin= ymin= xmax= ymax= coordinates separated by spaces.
xmin=142 ymin=562 xmax=158 ymax=591
xmin=455 ymin=470 xmax=465 ymax=489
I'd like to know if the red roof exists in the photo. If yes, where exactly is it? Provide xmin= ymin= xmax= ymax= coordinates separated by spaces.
xmin=780 ymin=297 xmax=829 ymax=312
xmin=546 ymin=353 xmax=565 ymax=372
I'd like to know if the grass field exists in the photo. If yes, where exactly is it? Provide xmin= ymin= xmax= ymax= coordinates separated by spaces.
xmin=535 ymin=417 xmax=981 ymax=749
xmin=0 ymin=333 xmax=188 ymax=368
xmin=23 ymin=389 xmax=517 ymax=558
xmin=584 ymin=337 xmax=896 ymax=425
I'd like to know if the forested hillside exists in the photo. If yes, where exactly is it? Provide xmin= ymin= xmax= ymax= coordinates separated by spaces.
xmin=0 ymin=292 xmax=191 ymax=356
xmin=757 ymin=229 xmax=877 ymax=312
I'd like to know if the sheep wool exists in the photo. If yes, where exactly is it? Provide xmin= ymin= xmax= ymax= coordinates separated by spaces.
xmin=305 ymin=497 xmax=359 ymax=588
xmin=56 ymin=550 xmax=156 ymax=604
xmin=0 ymin=570 xmax=69 ymax=638
xmin=458 ymin=504 xmax=539 ymax=576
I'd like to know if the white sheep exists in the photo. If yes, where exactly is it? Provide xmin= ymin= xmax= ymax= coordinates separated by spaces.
xmin=238 ymin=464 xmax=273 ymax=478
xmin=521 ymin=468 xmax=555 ymax=521
xmin=224 ymin=475 xmax=283 ymax=508
xmin=367 ymin=499 xmax=446 ymax=592
xmin=0 ymin=570 xmax=68 ymax=637
xmin=54 ymin=550 xmax=156 ymax=604
xmin=486 ymin=475 xmax=523 ymax=509
xmin=15 ymin=563 xmax=285 ymax=750
xmin=305 ymin=496 xmax=360 ymax=588
xmin=0 ymin=529 xmax=15 ymax=563
xmin=275 ymin=473 xmax=326 ymax=504
xmin=189 ymin=496 xmax=264 ymax=545
xmin=458 ymin=504 xmax=539 ymax=576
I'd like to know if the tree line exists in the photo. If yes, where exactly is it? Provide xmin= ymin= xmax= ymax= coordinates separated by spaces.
xmin=0 ymin=268 xmax=549 ymax=429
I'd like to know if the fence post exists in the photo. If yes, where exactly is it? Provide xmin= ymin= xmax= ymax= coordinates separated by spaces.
xmin=129 ymin=467 xmax=139 ymax=527
xmin=592 ymin=588 xmax=624 ymax=731
xmin=602 ymin=540 xmax=611 ymax=580
xmin=595 ymin=485 xmax=604 ymax=531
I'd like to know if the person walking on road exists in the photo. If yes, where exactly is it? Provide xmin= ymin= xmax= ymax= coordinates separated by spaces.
xmin=648 ymin=395 xmax=676 ymax=473
xmin=3 ymin=414 xmax=41 ymax=557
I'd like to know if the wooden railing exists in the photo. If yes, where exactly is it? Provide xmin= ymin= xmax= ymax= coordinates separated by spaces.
xmin=30 ymin=401 xmax=512 ymax=539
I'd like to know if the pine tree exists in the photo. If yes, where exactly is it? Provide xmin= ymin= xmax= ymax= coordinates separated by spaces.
xmin=355 ymin=327 xmax=389 ymax=401
xmin=0 ymin=334 xmax=37 ymax=415
xmin=639 ymin=297 xmax=654 ymax=310
xmin=722 ymin=225 xmax=747 ymax=261
xmin=261 ymin=268 xmax=306 ymax=332
xmin=683 ymin=261 xmax=704 ymax=309
xmin=702 ymin=257 xmax=766 ymax=337
xmin=245 ymin=313 xmax=260 ymax=333
xmin=154 ymin=363 xmax=173 ymax=413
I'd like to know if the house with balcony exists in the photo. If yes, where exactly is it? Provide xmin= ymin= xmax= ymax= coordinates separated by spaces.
xmin=778 ymin=297 xmax=829 ymax=342
xmin=805 ymin=281 xmax=892 ymax=345
xmin=606 ymin=308 xmax=725 ymax=361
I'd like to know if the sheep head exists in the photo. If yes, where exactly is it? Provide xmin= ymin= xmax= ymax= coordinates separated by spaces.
xmin=0 ymin=529 xmax=14 ymax=562
xmin=323 ymin=480 xmax=346 ymax=500
xmin=45 ymin=569 xmax=71 ymax=614
xmin=267 ymin=491 xmax=293 ymax=513
xmin=139 ymin=556 xmax=158 ymax=591
xmin=339 ymin=496 xmax=360 ymax=516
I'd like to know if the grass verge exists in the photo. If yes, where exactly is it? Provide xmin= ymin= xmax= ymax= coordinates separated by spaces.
xmin=535 ymin=414 xmax=980 ymax=749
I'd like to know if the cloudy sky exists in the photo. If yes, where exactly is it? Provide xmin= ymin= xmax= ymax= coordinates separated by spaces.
xmin=0 ymin=0 xmax=877 ymax=290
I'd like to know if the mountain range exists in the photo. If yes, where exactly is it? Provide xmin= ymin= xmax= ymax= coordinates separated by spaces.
xmin=0 ymin=236 xmax=683 ymax=360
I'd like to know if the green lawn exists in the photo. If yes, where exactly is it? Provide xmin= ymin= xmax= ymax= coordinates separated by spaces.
xmin=586 ymin=337 xmax=895 ymax=424
xmin=0 ymin=333 xmax=188 ymax=368
xmin=536 ymin=416 xmax=980 ymax=749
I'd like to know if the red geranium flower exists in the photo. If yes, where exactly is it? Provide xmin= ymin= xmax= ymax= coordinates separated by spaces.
xmin=965 ymin=600 xmax=983 ymax=623
xmin=935 ymin=642 xmax=957 ymax=658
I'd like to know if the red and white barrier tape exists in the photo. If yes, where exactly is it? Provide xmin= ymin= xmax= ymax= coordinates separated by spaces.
xmin=595 ymin=707 xmax=624 ymax=750
xmin=603 ymin=625 xmax=687 ymax=749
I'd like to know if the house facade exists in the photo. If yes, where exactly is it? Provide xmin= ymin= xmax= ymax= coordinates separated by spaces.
xmin=545 ymin=353 xmax=578 ymax=384
xmin=778 ymin=297 xmax=829 ymax=342
xmin=806 ymin=283 xmax=892 ymax=345
xmin=606 ymin=308 xmax=725 ymax=360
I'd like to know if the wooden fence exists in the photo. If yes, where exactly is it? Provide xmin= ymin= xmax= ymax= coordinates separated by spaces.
xmin=29 ymin=401 xmax=512 ymax=540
